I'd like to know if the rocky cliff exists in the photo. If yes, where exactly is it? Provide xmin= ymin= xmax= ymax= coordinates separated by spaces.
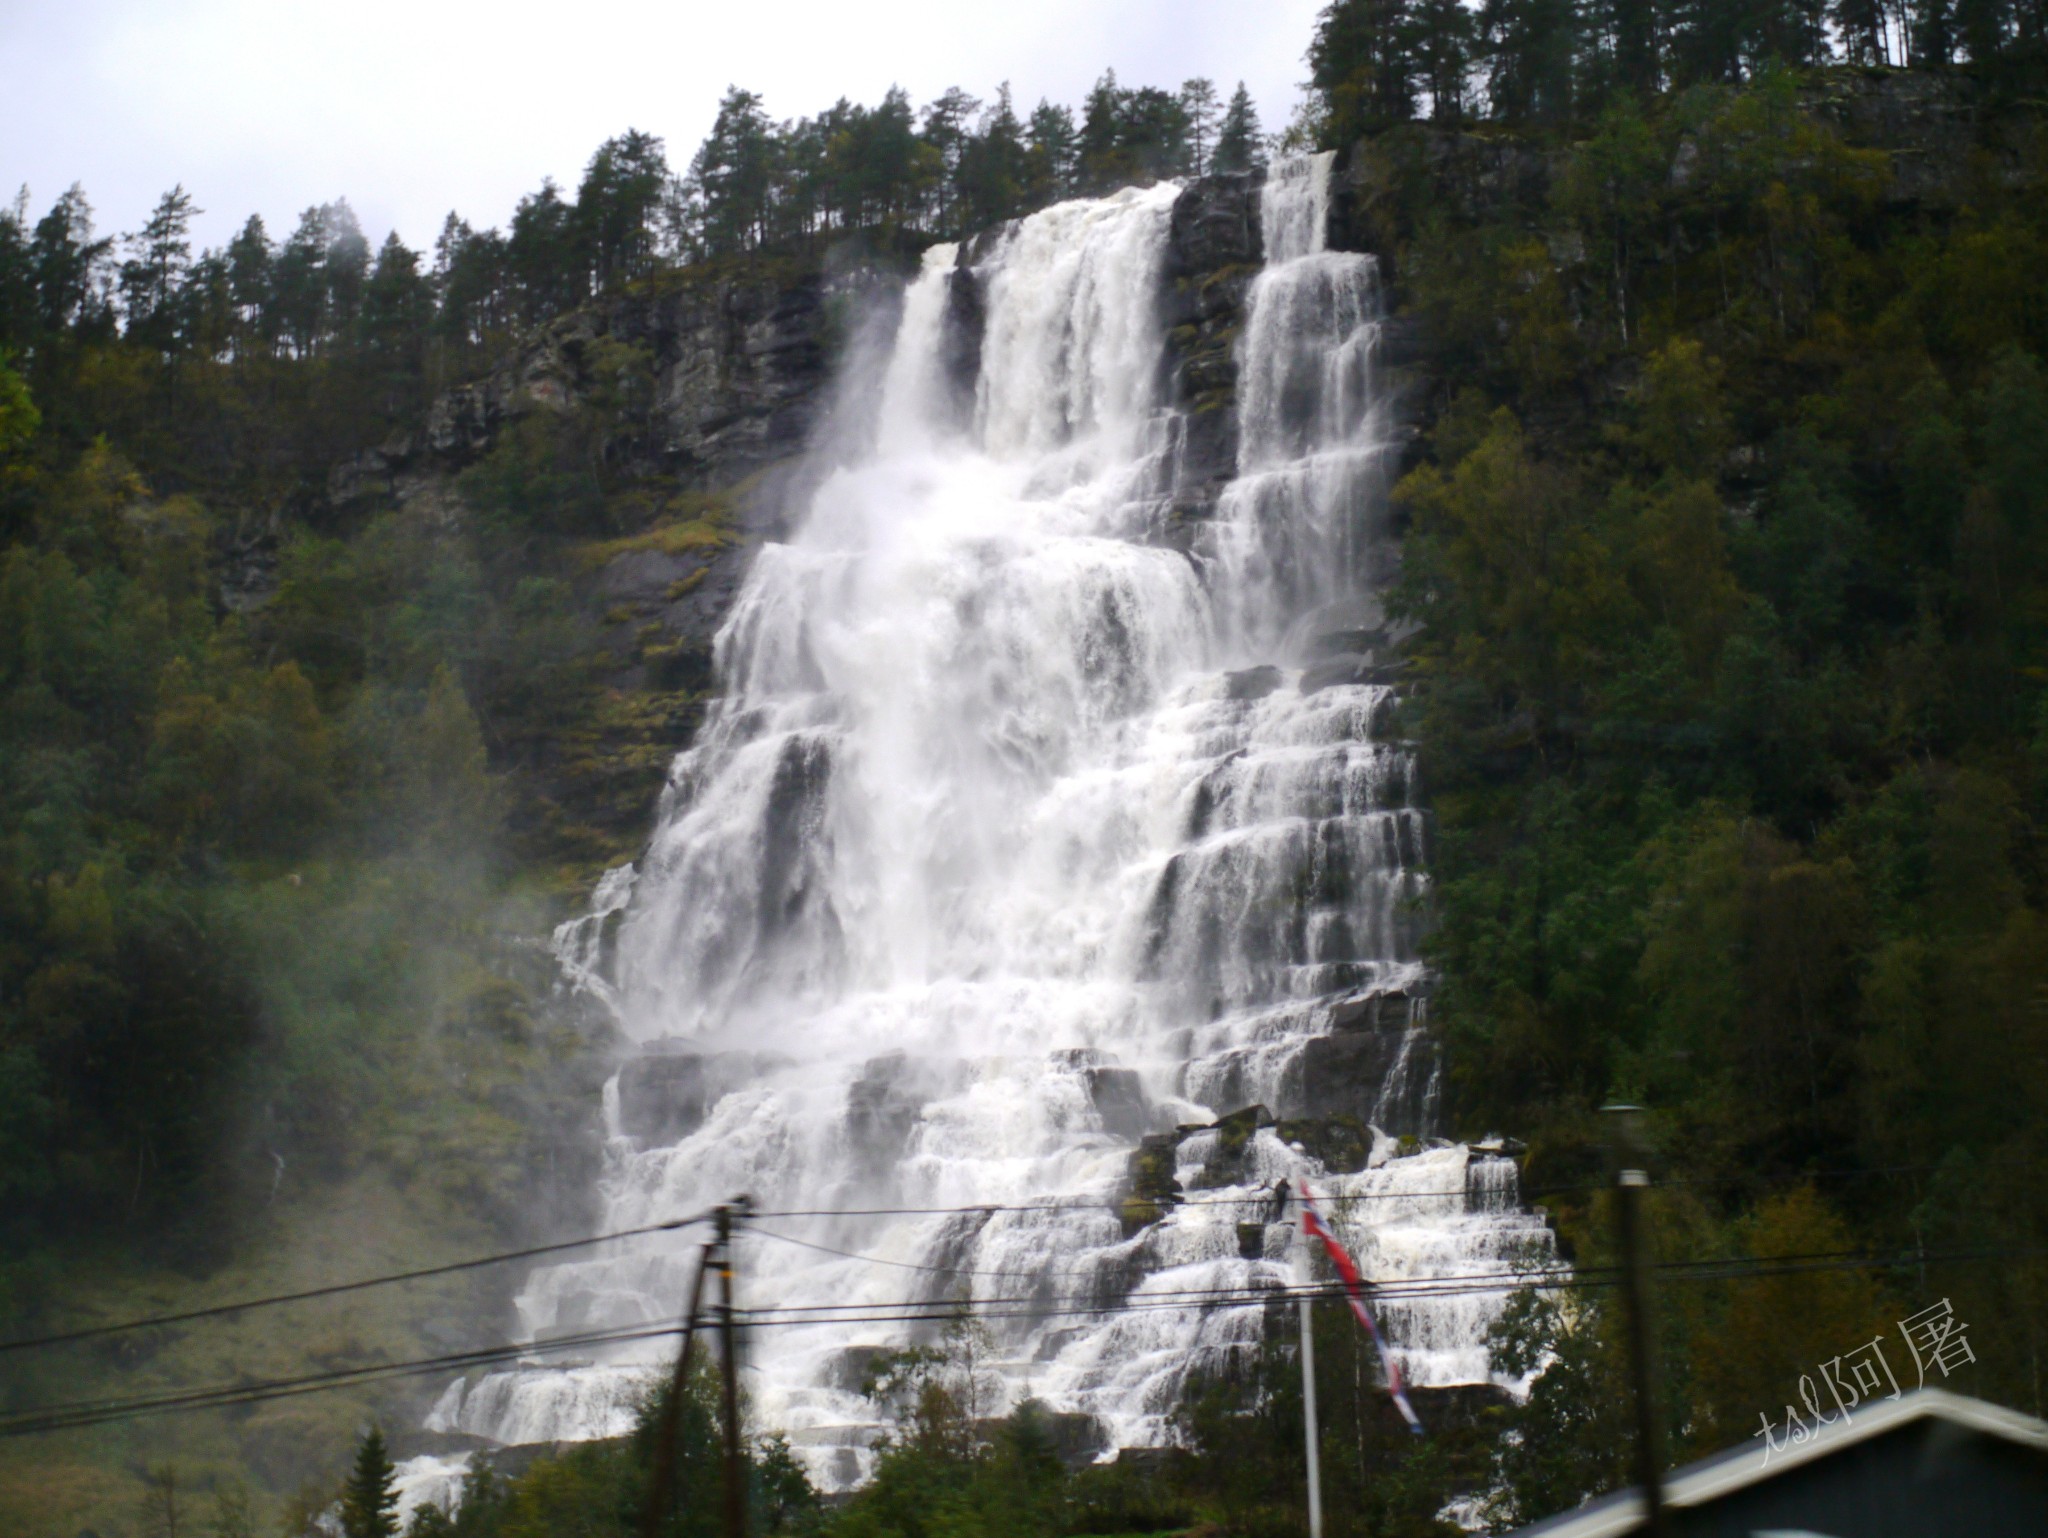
xmin=298 ymin=191 xmax=1283 ymax=879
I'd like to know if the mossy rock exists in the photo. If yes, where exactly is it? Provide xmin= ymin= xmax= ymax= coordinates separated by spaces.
xmin=1195 ymin=1104 xmax=1275 ymax=1188
xmin=1129 ymin=1132 xmax=1182 ymax=1202
xmin=1273 ymin=1115 xmax=1374 ymax=1175
xmin=1119 ymin=1194 xmax=1166 ymax=1236
xmin=1211 ymin=1103 xmax=1271 ymax=1155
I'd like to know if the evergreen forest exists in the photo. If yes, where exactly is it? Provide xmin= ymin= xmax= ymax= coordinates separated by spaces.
xmin=5 ymin=0 xmax=2048 ymax=1534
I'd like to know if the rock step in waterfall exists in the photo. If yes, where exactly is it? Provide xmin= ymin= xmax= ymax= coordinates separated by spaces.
xmin=403 ymin=154 xmax=1558 ymax=1505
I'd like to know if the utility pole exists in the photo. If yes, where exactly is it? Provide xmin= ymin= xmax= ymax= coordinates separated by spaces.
xmin=641 ymin=1237 xmax=716 ymax=1538
xmin=1604 ymin=1104 xmax=1669 ymax=1538
xmin=1295 ymin=1195 xmax=1324 ymax=1538
xmin=718 ymin=1201 xmax=746 ymax=1538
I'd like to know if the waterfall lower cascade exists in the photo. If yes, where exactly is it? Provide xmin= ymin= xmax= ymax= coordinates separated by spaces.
xmin=415 ymin=156 xmax=1555 ymax=1497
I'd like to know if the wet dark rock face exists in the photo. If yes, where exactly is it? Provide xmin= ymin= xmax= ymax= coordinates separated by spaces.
xmin=327 ymin=261 xmax=897 ymax=518
xmin=1297 ymin=982 xmax=1437 ymax=1130
xmin=616 ymin=1047 xmax=794 ymax=1145
xmin=1160 ymin=172 xmax=1263 ymax=530
xmin=308 ymin=247 xmax=915 ymax=870
xmin=938 ymin=265 xmax=986 ymax=430
xmin=1167 ymin=171 xmax=1262 ymax=277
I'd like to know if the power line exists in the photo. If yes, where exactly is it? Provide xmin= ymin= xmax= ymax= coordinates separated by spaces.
xmin=0 ymin=1191 xmax=1499 ymax=1357
xmin=4 ymin=1244 xmax=2032 ymax=1441
xmin=0 ymin=1316 xmax=689 ymax=1438
xmin=0 ymin=1210 xmax=713 ymax=1358
xmin=743 ymin=1155 xmax=2037 ymax=1223
xmin=2 ymin=1153 xmax=2018 ymax=1357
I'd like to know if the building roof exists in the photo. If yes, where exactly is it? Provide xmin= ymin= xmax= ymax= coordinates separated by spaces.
xmin=1510 ymin=1389 xmax=2048 ymax=1536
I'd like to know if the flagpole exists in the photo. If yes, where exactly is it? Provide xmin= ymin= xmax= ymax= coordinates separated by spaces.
xmin=1296 ymin=1199 xmax=1324 ymax=1538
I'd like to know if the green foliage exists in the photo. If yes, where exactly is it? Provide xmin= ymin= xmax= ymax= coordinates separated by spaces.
xmin=1380 ymin=64 xmax=2048 ymax=1520
xmin=1167 ymin=1302 xmax=1464 ymax=1538
xmin=1 ymin=108 xmax=686 ymax=1538
xmin=342 ymin=1427 xmax=400 ymax=1538
xmin=0 ymin=353 xmax=38 ymax=463
xmin=458 ymin=415 xmax=612 ymax=538
xmin=1303 ymin=0 xmax=2040 ymax=141
xmin=402 ymin=1356 xmax=816 ymax=1538
xmin=1482 ymin=1288 xmax=1629 ymax=1527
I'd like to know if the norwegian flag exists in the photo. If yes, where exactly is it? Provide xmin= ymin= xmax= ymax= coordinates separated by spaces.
xmin=1299 ymin=1182 xmax=1425 ymax=1435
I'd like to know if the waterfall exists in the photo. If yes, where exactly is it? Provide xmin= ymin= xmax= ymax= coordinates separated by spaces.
xmin=416 ymin=162 xmax=1554 ymax=1492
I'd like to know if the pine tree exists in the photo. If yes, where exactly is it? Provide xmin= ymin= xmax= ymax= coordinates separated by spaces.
xmin=957 ymin=86 xmax=1029 ymax=231
xmin=209 ymin=1480 xmax=257 ymax=1538
xmin=30 ymin=184 xmax=113 ymax=338
xmin=777 ymin=111 xmax=831 ymax=238
xmin=360 ymin=232 xmax=431 ymax=356
xmin=1831 ymin=0 xmax=1893 ymax=63
xmin=1597 ymin=0 xmax=1666 ymax=95
xmin=577 ymin=128 xmax=671 ymax=289
xmin=432 ymin=215 xmax=510 ymax=345
xmin=1665 ymin=0 xmax=1746 ymax=82
xmin=1911 ymin=0 xmax=1959 ymax=63
xmin=506 ymin=179 xmax=582 ymax=318
xmin=1412 ymin=0 xmax=1478 ymax=119
xmin=1310 ymin=0 xmax=1421 ymax=142
xmin=1751 ymin=0 xmax=1833 ymax=66
xmin=339 ymin=1427 xmax=399 ymax=1538
xmin=1077 ymin=70 xmax=1129 ymax=191
xmin=118 ymin=185 xmax=198 ymax=355
xmin=1955 ymin=0 xmax=2014 ymax=59
xmin=224 ymin=214 xmax=275 ymax=356
xmin=1025 ymin=100 xmax=1079 ymax=201
xmin=182 ymin=249 xmax=233 ymax=363
xmin=271 ymin=205 xmax=329 ymax=356
xmin=1120 ymin=86 xmax=1194 ymax=181
xmin=322 ymin=200 xmax=371 ymax=336
xmin=921 ymin=87 xmax=982 ymax=230
xmin=1179 ymin=78 xmax=1223 ymax=173
xmin=860 ymin=88 xmax=925 ymax=229
xmin=0 ymin=190 xmax=33 ymax=353
xmin=1482 ymin=0 xmax=1581 ymax=119
xmin=689 ymin=87 xmax=779 ymax=255
xmin=1212 ymin=82 xmax=1266 ymax=175
xmin=136 ymin=1465 xmax=183 ymax=1538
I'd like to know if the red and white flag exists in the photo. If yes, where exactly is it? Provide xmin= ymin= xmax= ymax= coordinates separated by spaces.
xmin=1299 ymin=1181 xmax=1425 ymax=1435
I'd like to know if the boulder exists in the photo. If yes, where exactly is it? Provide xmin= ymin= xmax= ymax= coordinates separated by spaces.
xmin=613 ymin=1047 xmax=790 ymax=1146
xmin=1085 ymin=1066 xmax=1153 ymax=1139
xmin=1326 ymin=985 xmax=1425 ymax=1033
xmin=1295 ymin=1027 xmax=1440 ymax=1137
xmin=1272 ymin=1115 xmax=1374 ymax=1174
xmin=1301 ymin=654 xmax=1409 ymax=694
xmin=1123 ymin=1131 xmax=1184 ymax=1234
xmin=615 ymin=1052 xmax=714 ymax=1145
xmin=1166 ymin=171 xmax=1262 ymax=279
xmin=845 ymin=1052 xmax=924 ymax=1173
xmin=1226 ymin=665 xmax=1284 ymax=701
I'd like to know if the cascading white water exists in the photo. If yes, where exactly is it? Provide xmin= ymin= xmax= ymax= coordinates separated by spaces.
xmin=415 ymin=160 xmax=1554 ymax=1496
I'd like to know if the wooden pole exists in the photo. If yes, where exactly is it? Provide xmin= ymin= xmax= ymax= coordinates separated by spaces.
xmin=1605 ymin=1106 xmax=1669 ymax=1538
xmin=718 ymin=1203 xmax=745 ymax=1538
xmin=640 ymin=1236 xmax=716 ymax=1538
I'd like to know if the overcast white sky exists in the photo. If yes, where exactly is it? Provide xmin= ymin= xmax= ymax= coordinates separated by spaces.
xmin=3 ymin=0 xmax=1326 ymax=255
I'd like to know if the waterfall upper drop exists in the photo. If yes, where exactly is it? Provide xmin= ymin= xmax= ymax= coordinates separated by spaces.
xmin=429 ymin=160 xmax=1553 ymax=1485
